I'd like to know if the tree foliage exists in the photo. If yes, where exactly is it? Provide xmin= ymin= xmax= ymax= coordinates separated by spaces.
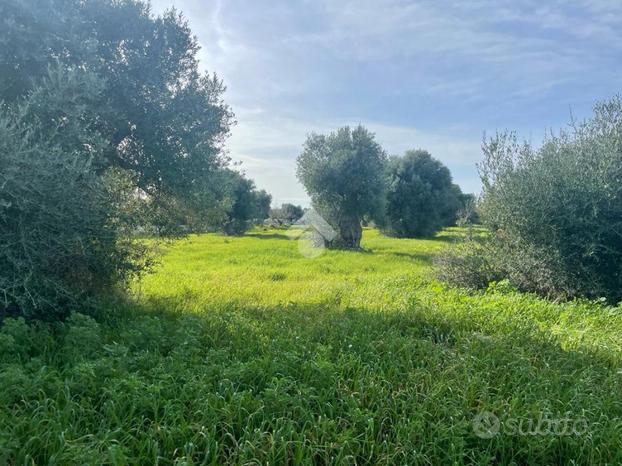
xmin=456 ymin=193 xmax=480 ymax=226
xmin=0 ymin=66 xmax=149 ymax=318
xmin=212 ymin=170 xmax=270 ymax=236
xmin=297 ymin=126 xmax=387 ymax=248
xmin=381 ymin=150 xmax=462 ymax=237
xmin=441 ymin=96 xmax=622 ymax=302
xmin=252 ymin=190 xmax=272 ymax=222
xmin=0 ymin=0 xmax=233 ymax=317
xmin=0 ymin=0 xmax=233 ymax=227
xmin=271 ymin=203 xmax=304 ymax=224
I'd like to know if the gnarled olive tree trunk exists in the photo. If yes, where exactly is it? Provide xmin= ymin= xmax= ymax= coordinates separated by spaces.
xmin=328 ymin=216 xmax=362 ymax=249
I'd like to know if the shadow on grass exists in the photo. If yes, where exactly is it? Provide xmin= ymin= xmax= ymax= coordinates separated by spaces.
xmin=431 ymin=234 xmax=462 ymax=244
xmin=84 ymin=292 xmax=622 ymax=464
xmin=124 ymin=291 xmax=620 ymax=369
xmin=387 ymin=250 xmax=436 ymax=263
xmin=245 ymin=232 xmax=292 ymax=241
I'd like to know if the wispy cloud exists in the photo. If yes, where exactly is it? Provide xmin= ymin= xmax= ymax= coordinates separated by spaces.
xmin=150 ymin=0 xmax=622 ymax=206
xmin=228 ymin=108 xmax=481 ymax=206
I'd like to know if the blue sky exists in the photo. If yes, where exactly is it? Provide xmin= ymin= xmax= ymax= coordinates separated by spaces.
xmin=151 ymin=0 xmax=622 ymax=207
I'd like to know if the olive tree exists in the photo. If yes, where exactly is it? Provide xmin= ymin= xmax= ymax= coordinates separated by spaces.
xmin=211 ymin=169 xmax=265 ymax=236
xmin=0 ymin=0 xmax=233 ymax=318
xmin=253 ymin=190 xmax=272 ymax=222
xmin=440 ymin=96 xmax=622 ymax=302
xmin=0 ymin=66 xmax=148 ymax=319
xmin=0 ymin=0 xmax=234 ymax=229
xmin=481 ymin=98 xmax=622 ymax=301
xmin=381 ymin=150 xmax=462 ymax=237
xmin=297 ymin=126 xmax=387 ymax=248
xmin=280 ymin=204 xmax=305 ymax=223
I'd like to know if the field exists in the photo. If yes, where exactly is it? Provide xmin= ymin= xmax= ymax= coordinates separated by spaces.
xmin=1 ymin=228 xmax=621 ymax=464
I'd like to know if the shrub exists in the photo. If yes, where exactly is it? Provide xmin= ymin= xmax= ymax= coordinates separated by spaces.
xmin=436 ymin=234 xmax=574 ymax=299
xmin=440 ymin=97 xmax=622 ymax=302
xmin=0 ymin=67 xmax=147 ymax=319
xmin=62 ymin=313 xmax=103 ymax=359
xmin=435 ymin=238 xmax=502 ymax=290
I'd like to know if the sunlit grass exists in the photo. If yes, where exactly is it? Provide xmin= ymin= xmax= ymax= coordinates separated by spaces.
xmin=137 ymin=228 xmax=445 ymax=312
xmin=1 ymin=228 xmax=621 ymax=464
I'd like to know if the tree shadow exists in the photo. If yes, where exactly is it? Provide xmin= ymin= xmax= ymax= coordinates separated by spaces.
xmin=245 ymin=232 xmax=292 ymax=241
xmin=84 ymin=293 xmax=622 ymax=464
xmin=126 ymin=293 xmax=620 ymax=368
xmin=386 ymin=250 xmax=436 ymax=263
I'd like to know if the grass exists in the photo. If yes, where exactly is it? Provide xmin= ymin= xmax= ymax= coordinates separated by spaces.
xmin=1 ymin=228 xmax=621 ymax=464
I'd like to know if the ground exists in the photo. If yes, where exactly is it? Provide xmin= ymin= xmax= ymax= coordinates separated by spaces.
xmin=1 ymin=228 xmax=621 ymax=464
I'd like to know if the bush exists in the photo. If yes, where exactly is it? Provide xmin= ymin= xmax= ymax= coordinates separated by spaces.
xmin=440 ymin=97 xmax=622 ymax=302
xmin=436 ymin=234 xmax=575 ymax=299
xmin=0 ymin=67 xmax=147 ymax=319
xmin=435 ymin=238 xmax=502 ymax=290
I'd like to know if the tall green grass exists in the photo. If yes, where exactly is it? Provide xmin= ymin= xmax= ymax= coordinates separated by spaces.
xmin=1 ymin=228 xmax=620 ymax=464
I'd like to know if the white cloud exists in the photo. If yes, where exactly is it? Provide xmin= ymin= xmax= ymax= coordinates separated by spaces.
xmin=228 ymin=110 xmax=483 ymax=207
xmin=148 ymin=0 xmax=622 ymax=205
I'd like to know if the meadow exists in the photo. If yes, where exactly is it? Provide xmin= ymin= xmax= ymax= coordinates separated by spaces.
xmin=1 ymin=228 xmax=621 ymax=464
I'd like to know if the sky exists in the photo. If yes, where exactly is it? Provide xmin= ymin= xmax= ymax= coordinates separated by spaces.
xmin=151 ymin=0 xmax=622 ymax=207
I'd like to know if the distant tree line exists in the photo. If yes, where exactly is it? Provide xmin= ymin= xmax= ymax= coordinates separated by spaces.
xmin=267 ymin=204 xmax=305 ymax=226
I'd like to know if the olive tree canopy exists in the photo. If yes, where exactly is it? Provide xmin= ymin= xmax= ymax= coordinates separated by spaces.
xmin=296 ymin=125 xmax=387 ymax=248
xmin=0 ymin=0 xmax=233 ymax=317
xmin=381 ymin=150 xmax=462 ymax=238
xmin=0 ymin=0 xmax=234 ymax=226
